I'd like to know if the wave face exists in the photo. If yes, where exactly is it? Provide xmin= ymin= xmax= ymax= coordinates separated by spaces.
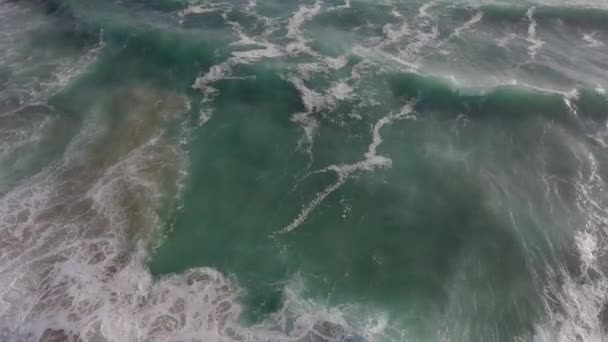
xmin=1 ymin=0 xmax=608 ymax=341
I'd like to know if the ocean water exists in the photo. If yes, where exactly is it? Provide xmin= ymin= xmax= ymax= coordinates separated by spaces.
xmin=1 ymin=0 xmax=608 ymax=341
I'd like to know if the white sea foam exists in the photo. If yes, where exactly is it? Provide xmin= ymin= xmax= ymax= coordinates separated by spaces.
xmin=327 ymin=0 xmax=351 ymax=11
xmin=390 ymin=6 xmax=403 ymax=19
xmin=583 ymin=32 xmax=604 ymax=47
xmin=398 ymin=24 xmax=440 ymax=63
xmin=0 ymin=88 xmax=194 ymax=340
xmin=365 ymin=104 xmax=415 ymax=160
xmin=431 ymin=9 xmax=484 ymax=56
xmin=353 ymin=46 xmax=419 ymax=72
xmin=246 ymin=0 xmax=257 ymax=10
xmin=381 ymin=21 xmax=411 ymax=47
xmin=296 ymin=56 xmax=348 ymax=80
xmin=0 ymin=83 xmax=384 ymax=341
xmin=288 ymin=77 xmax=354 ymax=160
xmin=526 ymin=7 xmax=544 ymax=58
xmin=325 ymin=56 xmax=349 ymax=70
xmin=0 ymin=17 xmax=103 ymax=116
xmin=287 ymin=1 xmax=322 ymax=39
xmin=328 ymin=81 xmax=353 ymax=102
xmin=289 ymin=77 xmax=326 ymax=113
xmin=279 ymin=103 xmax=415 ymax=234
xmin=178 ymin=0 xmax=228 ymax=19
xmin=193 ymin=38 xmax=283 ymax=125
xmin=503 ymin=79 xmax=580 ymax=100
xmin=291 ymin=111 xmax=319 ymax=159
xmin=418 ymin=2 xmax=436 ymax=20
xmin=560 ymin=88 xmax=580 ymax=116
xmin=286 ymin=1 xmax=322 ymax=54
xmin=452 ymin=11 xmax=483 ymax=38
xmin=372 ymin=1 xmax=444 ymax=64
xmin=533 ymin=140 xmax=608 ymax=342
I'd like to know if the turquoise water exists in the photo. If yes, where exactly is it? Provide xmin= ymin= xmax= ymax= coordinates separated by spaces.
xmin=1 ymin=0 xmax=608 ymax=341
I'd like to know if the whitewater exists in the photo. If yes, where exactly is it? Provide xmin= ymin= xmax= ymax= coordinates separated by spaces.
xmin=1 ymin=0 xmax=608 ymax=341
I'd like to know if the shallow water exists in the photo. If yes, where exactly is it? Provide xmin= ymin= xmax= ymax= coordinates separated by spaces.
xmin=1 ymin=0 xmax=608 ymax=341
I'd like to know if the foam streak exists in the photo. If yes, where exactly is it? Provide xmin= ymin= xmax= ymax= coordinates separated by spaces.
xmin=278 ymin=103 xmax=415 ymax=234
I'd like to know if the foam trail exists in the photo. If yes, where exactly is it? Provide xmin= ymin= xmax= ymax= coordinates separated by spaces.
xmin=190 ymin=0 xmax=338 ymax=126
xmin=287 ymin=1 xmax=322 ymax=38
xmin=533 ymin=139 xmax=608 ymax=341
xmin=286 ymin=1 xmax=322 ymax=54
xmin=433 ymin=10 xmax=484 ymax=53
xmin=288 ymin=77 xmax=321 ymax=157
xmin=374 ymin=1 xmax=442 ymax=64
xmin=278 ymin=103 xmax=415 ymax=234
xmin=246 ymin=0 xmax=256 ymax=10
xmin=0 ymin=84 xmax=377 ymax=341
xmin=178 ymin=5 xmax=219 ymax=17
xmin=400 ymin=24 xmax=439 ymax=63
xmin=288 ymin=76 xmax=354 ymax=163
xmin=177 ymin=0 xmax=232 ymax=18
xmin=0 ymin=87 xmax=200 ymax=341
xmin=452 ymin=11 xmax=483 ymax=38
xmin=583 ymin=32 xmax=604 ymax=47
xmin=295 ymin=56 xmax=348 ymax=80
xmin=497 ymin=33 xmax=518 ymax=49
xmin=418 ymin=2 xmax=436 ymax=19
xmin=353 ymin=46 xmax=419 ymax=72
xmin=192 ymin=28 xmax=283 ymax=125
xmin=526 ymin=7 xmax=544 ymax=58
xmin=327 ymin=0 xmax=351 ymax=11
xmin=563 ymin=89 xmax=580 ymax=116
xmin=381 ymin=21 xmax=411 ymax=48
xmin=278 ymin=176 xmax=347 ymax=235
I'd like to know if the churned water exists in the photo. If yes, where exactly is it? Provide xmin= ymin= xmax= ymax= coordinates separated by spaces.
xmin=1 ymin=0 xmax=608 ymax=341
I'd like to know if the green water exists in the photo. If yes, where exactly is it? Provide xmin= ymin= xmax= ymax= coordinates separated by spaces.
xmin=1 ymin=0 xmax=608 ymax=341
